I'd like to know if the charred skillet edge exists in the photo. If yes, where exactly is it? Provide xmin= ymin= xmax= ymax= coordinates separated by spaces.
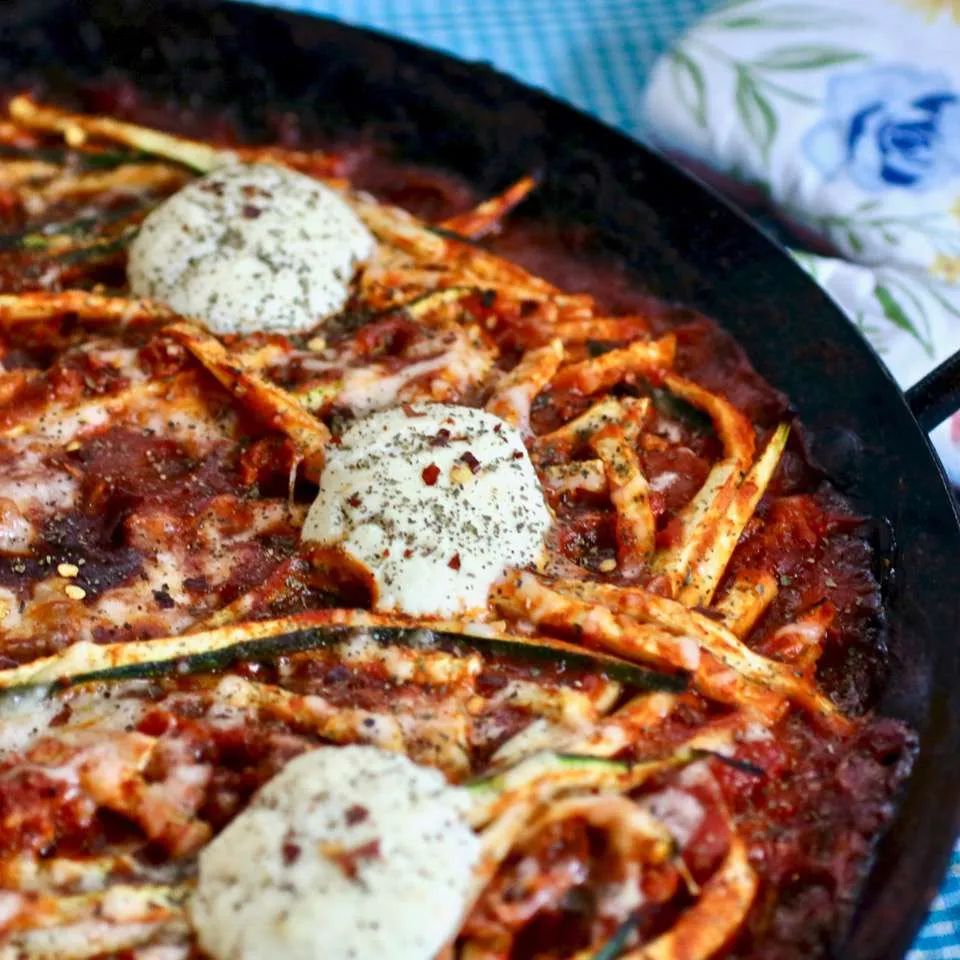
xmin=2 ymin=0 xmax=960 ymax=956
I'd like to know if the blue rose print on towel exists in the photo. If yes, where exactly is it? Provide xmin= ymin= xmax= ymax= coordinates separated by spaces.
xmin=804 ymin=65 xmax=960 ymax=191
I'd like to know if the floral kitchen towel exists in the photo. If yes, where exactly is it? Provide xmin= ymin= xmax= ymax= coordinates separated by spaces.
xmin=643 ymin=0 xmax=960 ymax=482
xmin=643 ymin=0 xmax=960 ymax=271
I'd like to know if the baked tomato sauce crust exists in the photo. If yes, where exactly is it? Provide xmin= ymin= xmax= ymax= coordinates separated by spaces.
xmin=0 ymin=88 xmax=914 ymax=960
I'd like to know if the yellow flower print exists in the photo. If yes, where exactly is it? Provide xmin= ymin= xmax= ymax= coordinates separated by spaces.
xmin=931 ymin=253 xmax=960 ymax=282
xmin=896 ymin=0 xmax=960 ymax=21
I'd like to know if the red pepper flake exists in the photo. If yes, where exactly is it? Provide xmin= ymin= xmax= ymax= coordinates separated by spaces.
xmin=324 ymin=839 xmax=382 ymax=880
xmin=282 ymin=840 xmax=302 ymax=865
xmin=345 ymin=804 xmax=369 ymax=826
xmin=512 ymin=450 xmax=525 ymax=460
xmin=241 ymin=184 xmax=272 ymax=200
xmin=448 ymin=552 xmax=462 ymax=571
xmin=347 ymin=493 xmax=362 ymax=508
xmin=460 ymin=451 xmax=481 ymax=474
xmin=242 ymin=204 xmax=262 ymax=219
xmin=422 ymin=463 xmax=441 ymax=486
xmin=403 ymin=548 xmax=414 ymax=559
xmin=431 ymin=428 xmax=451 ymax=447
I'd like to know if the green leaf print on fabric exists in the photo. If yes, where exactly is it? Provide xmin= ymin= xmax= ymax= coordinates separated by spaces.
xmin=750 ymin=45 xmax=867 ymax=70
xmin=669 ymin=50 xmax=708 ymax=127
xmin=714 ymin=4 xmax=862 ymax=31
xmin=875 ymin=283 xmax=935 ymax=355
xmin=735 ymin=68 xmax=778 ymax=158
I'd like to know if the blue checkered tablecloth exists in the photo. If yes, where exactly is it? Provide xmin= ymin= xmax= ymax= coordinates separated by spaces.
xmin=241 ymin=1 xmax=959 ymax=954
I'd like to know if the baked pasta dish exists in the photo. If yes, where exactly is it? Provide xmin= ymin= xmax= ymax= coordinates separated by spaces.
xmin=0 ymin=91 xmax=914 ymax=960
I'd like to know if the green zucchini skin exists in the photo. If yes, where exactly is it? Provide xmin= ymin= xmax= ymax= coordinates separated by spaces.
xmin=466 ymin=751 xmax=629 ymax=793
xmin=0 ymin=144 xmax=159 ymax=169
xmin=58 ymin=227 xmax=139 ymax=263
xmin=65 ymin=627 xmax=342 ymax=688
xmin=35 ymin=625 xmax=685 ymax=695
xmin=650 ymin=387 xmax=712 ymax=433
xmin=0 ymin=209 xmax=141 ymax=256
xmin=430 ymin=631 xmax=687 ymax=693
xmin=591 ymin=910 xmax=642 ymax=960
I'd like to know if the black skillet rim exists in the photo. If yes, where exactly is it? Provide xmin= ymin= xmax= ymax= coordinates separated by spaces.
xmin=1 ymin=1 xmax=959 ymax=956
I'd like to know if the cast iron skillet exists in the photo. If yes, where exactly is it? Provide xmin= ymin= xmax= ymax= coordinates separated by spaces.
xmin=2 ymin=1 xmax=960 ymax=956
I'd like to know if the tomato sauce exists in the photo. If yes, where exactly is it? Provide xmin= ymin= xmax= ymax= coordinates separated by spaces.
xmin=340 ymin=152 xmax=914 ymax=957
xmin=0 ymin=86 xmax=915 ymax=958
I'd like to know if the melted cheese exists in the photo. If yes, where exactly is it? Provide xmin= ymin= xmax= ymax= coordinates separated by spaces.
xmin=0 ymin=586 xmax=21 ymax=632
xmin=302 ymin=403 xmax=552 ymax=617
xmin=0 ymin=373 xmax=234 ymax=557
xmin=642 ymin=787 xmax=705 ymax=848
xmin=336 ymin=325 xmax=495 ymax=415
xmin=0 ymin=493 xmax=37 ymax=554
xmin=649 ymin=470 xmax=681 ymax=493
xmin=128 ymin=163 xmax=374 ymax=335
xmin=192 ymin=745 xmax=479 ymax=960
xmin=337 ymin=354 xmax=453 ymax=413
xmin=0 ymin=445 xmax=80 ymax=550
xmin=0 ymin=687 xmax=61 ymax=757
xmin=0 ymin=918 xmax=175 ymax=959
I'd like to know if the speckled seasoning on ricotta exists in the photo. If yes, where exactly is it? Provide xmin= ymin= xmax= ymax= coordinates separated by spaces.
xmin=301 ymin=403 xmax=553 ymax=617
xmin=127 ymin=162 xmax=374 ymax=334
xmin=191 ymin=745 xmax=479 ymax=960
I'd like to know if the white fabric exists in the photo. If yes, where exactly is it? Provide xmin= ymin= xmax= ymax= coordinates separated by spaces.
xmin=643 ymin=0 xmax=960 ymax=480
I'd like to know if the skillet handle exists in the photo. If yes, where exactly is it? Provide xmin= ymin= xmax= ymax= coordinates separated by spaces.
xmin=905 ymin=350 xmax=960 ymax=432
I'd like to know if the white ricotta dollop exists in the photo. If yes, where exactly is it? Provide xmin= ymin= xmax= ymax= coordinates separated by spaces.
xmin=191 ymin=746 xmax=479 ymax=960
xmin=301 ymin=403 xmax=552 ymax=617
xmin=127 ymin=162 xmax=374 ymax=335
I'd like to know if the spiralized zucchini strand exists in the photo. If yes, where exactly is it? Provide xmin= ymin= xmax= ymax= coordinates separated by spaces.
xmin=618 ymin=838 xmax=757 ymax=960
xmin=542 ymin=458 xmax=608 ymax=495
xmin=0 ymin=884 xmax=190 ymax=960
xmin=534 ymin=397 xmax=648 ymax=457
xmin=677 ymin=424 xmax=790 ymax=608
xmin=2 ymin=883 xmax=189 ymax=932
xmin=164 ymin=321 xmax=330 ymax=478
xmin=651 ymin=424 xmax=789 ymax=605
xmin=712 ymin=569 xmax=779 ymax=637
xmin=0 ymin=290 xmax=177 ymax=327
xmin=553 ymin=576 xmax=846 ymax=729
xmin=352 ymin=194 xmax=593 ymax=309
xmin=650 ymin=458 xmax=740 ymax=595
xmin=661 ymin=372 xmax=756 ymax=469
xmin=0 ymin=611 xmax=683 ymax=695
xmin=8 ymin=93 xmax=229 ymax=172
xmin=22 ymin=163 xmax=188 ymax=209
xmin=439 ymin=175 xmax=537 ymax=239
xmin=591 ymin=424 xmax=656 ymax=571
xmin=497 ymin=572 xmax=847 ymax=729
xmin=550 ymin=335 xmax=677 ymax=395
xmin=486 ymin=338 xmax=564 ymax=435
